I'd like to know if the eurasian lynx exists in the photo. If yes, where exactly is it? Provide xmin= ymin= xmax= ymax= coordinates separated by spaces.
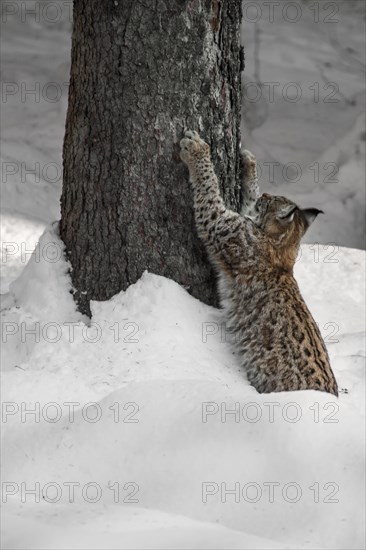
xmin=180 ymin=130 xmax=338 ymax=396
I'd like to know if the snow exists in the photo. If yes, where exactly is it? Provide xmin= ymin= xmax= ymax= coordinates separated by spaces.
xmin=1 ymin=224 xmax=365 ymax=549
xmin=1 ymin=1 xmax=365 ymax=548
xmin=241 ymin=0 xmax=366 ymax=249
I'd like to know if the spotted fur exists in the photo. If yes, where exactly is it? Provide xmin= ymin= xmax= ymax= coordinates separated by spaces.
xmin=240 ymin=149 xmax=260 ymax=218
xmin=180 ymin=130 xmax=338 ymax=396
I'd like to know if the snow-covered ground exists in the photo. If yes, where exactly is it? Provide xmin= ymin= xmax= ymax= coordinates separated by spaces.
xmin=1 ymin=1 xmax=365 ymax=548
xmin=1 ymin=227 xmax=365 ymax=549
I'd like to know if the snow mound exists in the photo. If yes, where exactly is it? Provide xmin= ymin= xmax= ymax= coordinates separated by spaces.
xmin=1 ymin=227 xmax=365 ymax=549
xmin=7 ymin=224 xmax=81 ymax=324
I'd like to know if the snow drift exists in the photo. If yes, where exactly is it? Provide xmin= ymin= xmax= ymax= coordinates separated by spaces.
xmin=1 ymin=226 xmax=365 ymax=549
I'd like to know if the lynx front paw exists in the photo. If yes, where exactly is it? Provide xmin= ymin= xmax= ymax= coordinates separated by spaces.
xmin=241 ymin=149 xmax=257 ymax=179
xmin=180 ymin=130 xmax=210 ymax=165
xmin=240 ymin=149 xmax=260 ymax=212
xmin=241 ymin=149 xmax=257 ymax=174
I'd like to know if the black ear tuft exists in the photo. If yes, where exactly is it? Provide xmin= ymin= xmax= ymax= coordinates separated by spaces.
xmin=302 ymin=208 xmax=324 ymax=227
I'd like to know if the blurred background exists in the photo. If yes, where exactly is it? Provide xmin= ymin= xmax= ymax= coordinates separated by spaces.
xmin=1 ymin=0 xmax=365 ymax=293
xmin=241 ymin=0 xmax=365 ymax=248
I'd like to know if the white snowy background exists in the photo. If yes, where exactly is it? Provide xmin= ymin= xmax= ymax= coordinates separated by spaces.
xmin=1 ymin=1 xmax=365 ymax=549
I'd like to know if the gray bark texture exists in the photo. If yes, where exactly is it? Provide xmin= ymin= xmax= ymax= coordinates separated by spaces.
xmin=60 ymin=0 xmax=243 ymax=316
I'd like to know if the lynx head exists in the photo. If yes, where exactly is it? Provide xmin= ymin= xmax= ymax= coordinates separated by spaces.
xmin=253 ymin=193 xmax=323 ymax=269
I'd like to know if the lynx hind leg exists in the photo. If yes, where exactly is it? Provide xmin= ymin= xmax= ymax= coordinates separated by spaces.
xmin=240 ymin=149 xmax=260 ymax=217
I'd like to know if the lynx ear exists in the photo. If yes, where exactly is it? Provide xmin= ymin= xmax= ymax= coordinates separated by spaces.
xmin=302 ymin=208 xmax=324 ymax=227
xmin=277 ymin=205 xmax=297 ymax=224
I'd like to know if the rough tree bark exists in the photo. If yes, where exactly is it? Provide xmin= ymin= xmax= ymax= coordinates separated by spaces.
xmin=60 ymin=0 xmax=243 ymax=316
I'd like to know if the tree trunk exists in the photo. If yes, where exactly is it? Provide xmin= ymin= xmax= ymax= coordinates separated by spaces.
xmin=60 ymin=0 xmax=243 ymax=316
